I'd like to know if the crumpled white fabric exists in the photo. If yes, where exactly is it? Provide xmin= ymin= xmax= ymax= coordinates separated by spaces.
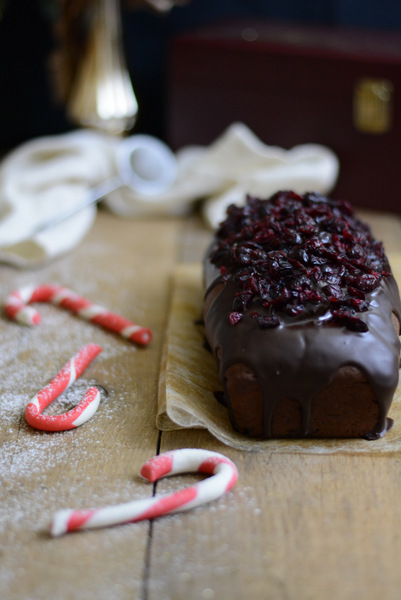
xmin=0 ymin=129 xmax=116 ymax=266
xmin=0 ymin=122 xmax=339 ymax=266
xmin=106 ymin=122 xmax=339 ymax=227
xmin=198 ymin=123 xmax=340 ymax=228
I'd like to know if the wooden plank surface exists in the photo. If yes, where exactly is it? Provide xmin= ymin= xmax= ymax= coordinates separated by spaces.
xmin=1 ymin=208 xmax=401 ymax=600
xmin=0 ymin=212 xmax=182 ymax=599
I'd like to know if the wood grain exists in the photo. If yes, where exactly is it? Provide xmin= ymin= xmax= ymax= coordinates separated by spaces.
xmin=153 ymin=430 xmax=401 ymax=600
xmin=1 ymin=209 xmax=401 ymax=600
xmin=149 ymin=210 xmax=401 ymax=600
xmin=0 ymin=212 xmax=181 ymax=599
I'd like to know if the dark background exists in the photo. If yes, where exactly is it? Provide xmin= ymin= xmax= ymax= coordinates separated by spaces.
xmin=1 ymin=0 xmax=401 ymax=153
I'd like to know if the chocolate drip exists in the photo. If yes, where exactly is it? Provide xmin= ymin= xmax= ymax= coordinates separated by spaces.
xmin=204 ymin=264 xmax=401 ymax=439
xmin=203 ymin=192 xmax=401 ymax=439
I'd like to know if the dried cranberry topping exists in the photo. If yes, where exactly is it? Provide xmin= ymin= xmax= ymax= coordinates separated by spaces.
xmin=228 ymin=311 xmax=244 ymax=325
xmin=210 ymin=191 xmax=391 ymax=332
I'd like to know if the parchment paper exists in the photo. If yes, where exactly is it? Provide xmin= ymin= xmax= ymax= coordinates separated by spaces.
xmin=157 ymin=263 xmax=401 ymax=453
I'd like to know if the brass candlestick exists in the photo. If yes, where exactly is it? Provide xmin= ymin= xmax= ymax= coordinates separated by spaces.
xmin=67 ymin=0 xmax=138 ymax=135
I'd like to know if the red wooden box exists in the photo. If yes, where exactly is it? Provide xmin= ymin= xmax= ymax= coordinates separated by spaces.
xmin=167 ymin=20 xmax=401 ymax=213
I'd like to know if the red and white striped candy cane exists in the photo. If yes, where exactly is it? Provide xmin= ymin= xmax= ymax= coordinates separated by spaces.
xmin=4 ymin=284 xmax=152 ymax=346
xmin=50 ymin=448 xmax=238 ymax=536
xmin=25 ymin=343 xmax=102 ymax=432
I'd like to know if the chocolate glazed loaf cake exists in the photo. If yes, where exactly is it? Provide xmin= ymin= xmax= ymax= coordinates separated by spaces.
xmin=203 ymin=191 xmax=401 ymax=439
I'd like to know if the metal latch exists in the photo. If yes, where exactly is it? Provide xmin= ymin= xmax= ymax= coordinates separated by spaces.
xmin=353 ymin=78 xmax=393 ymax=134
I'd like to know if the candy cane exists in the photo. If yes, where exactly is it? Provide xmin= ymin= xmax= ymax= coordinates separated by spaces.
xmin=50 ymin=448 xmax=238 ymax=536
xmin=25 ymin=343 xmax=102 ymax=431
xmin=4 ymin=284 xmax=152 ymax=346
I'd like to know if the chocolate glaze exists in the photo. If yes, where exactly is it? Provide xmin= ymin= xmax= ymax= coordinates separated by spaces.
xmin=204 ymin=269 xmax=400 ymax=438
xmin=203 ymin=193 xmax=401 ymax=439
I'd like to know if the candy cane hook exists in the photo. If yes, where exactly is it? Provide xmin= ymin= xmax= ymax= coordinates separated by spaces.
xmin=25 ymin=344 xmax=102 ymax=432
xmin=5 ymin=284 xmax=152 ymax=346
xmin=50 ymin=449 xmax=238 ymax=536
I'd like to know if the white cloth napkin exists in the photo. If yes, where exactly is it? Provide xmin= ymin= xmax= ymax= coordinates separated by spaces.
xmin=197 ymin=123 xmax=340 ymax=228
xmin=0 ymin=122 xmax=339 ymax=266
xmin=0 ymin=129 xmax=116 ymax=266
xmin=106 ymin=122 xmax=339 ymax=227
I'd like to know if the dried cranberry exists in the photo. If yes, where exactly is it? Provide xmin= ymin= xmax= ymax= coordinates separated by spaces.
xmin=210 ymin=191 xmax=391 ymax=332
xmin=233 ymin=292 xmax=253 ymax=311
xmin=354 ymin=273 xmax=379 ymax=291
xmin=303 ymin=289 xmax=323 ymax=303
xmin=347 ymin=286 xmax=366 ymax=300
xmin=331 ymin=309 xmax=368 ymax=332
xmin=256 ymin=315 xmax=280 ymax=328
xmin=346 ymin=298 xmax=367 ymax=312
xmin=229 ymin=312 xmax=243 ymax=325
xmin=323 ymin=283 xmax=343 ymax=300
xmin=283 ymin=230 xmax=302 ymax=245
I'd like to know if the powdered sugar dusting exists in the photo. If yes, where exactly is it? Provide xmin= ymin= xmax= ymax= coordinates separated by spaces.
xmin=0 ymin=235 xmax=158 ymax=597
